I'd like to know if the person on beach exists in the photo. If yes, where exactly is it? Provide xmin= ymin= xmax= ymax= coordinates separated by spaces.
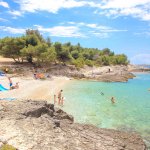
xmin=11 ymin=82 xmax=19 ymax=89
xmin=8 ymin=77 xmax=13 ymax=89
xmin=54 ymin=94 xmax=57 ymax=105
xmin=111 ymin=97 xmax=115 ymax=104
xmin=5 ymin=68 xmax=9 ymax=73
xmin=33 ymin=73 xmax=37 ymax=79
xmin=58 ymin=90 xmax=63 ymax=105
xmin=61 ymin=97 xmax=65 ymax=106
xmin=15 ymin=82 xmax=19 ymax=89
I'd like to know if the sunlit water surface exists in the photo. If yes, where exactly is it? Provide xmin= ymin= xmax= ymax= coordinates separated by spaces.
xmin=63 ymin=73 xmax=150 ymax=147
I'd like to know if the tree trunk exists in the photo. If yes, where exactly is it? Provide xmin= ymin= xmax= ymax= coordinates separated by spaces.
xmin=12 ymin=57 xmax=18 ymax=62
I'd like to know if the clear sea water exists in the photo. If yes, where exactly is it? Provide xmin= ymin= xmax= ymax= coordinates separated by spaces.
xmin=63 ymin=73 xmax=150 ymax=147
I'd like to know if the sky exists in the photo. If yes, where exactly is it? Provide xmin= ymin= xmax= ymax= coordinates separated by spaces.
xmin=0 ymin=0 xmax=150 ymax=64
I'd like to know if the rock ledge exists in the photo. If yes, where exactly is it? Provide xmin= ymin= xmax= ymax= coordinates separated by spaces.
xmin=0 ymin=100 xmax=147 ymax=150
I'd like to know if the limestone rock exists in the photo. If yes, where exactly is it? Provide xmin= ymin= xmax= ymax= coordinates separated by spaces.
xmin=0 ymin=100 xmax=147 ymax=150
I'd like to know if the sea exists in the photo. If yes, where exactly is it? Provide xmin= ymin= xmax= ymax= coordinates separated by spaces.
xmin=63 ymin=72 xmax=150 ymax=148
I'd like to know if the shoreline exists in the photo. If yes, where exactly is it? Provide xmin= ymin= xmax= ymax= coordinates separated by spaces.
xmin=0 ymin=64 xmax=149 ymax=102
xmin=0 ymin=100 xmax=147 ymax=150
xmin=0 ymin=76 xmax=71 ymax=102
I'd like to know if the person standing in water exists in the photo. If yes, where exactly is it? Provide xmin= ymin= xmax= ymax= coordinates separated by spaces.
xmin=54 ymin=94 xmax=57 ymax=105
xmin=61 ymin=97 xmax=65 ymax=106
xmin=111 ymin=97 xmax=115 ymax=104
xmin=58 ymin=90 xmax=63 ymax=105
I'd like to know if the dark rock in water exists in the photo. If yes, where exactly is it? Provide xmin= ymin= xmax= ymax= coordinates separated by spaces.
xmin=0 ymin=100 xmax=147 ymax=150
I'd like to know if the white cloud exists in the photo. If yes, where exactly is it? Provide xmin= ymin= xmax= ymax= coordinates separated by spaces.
xmin=14 ymin=0 xmax=90 ymax=14
xmin=34 ymin=23 xmax=122 ymax=38
xmin=95 ymin=0 xmax=150 ymax=21
xmin=34 ymin=25 xmax=85 ymax=37
xmin=130 ymin=54 xmax=150 ymax=64
xmin=135 ymin=31 xmax=150 ymax=37
xmin=0 ymin=0 xmax=9 ymax=8
xmin=0 ymin=26 xmax=25 ymax=34
xmin=0 ymin=25 xmax=84 ymax=37
xmin=9 ymin=0 xmax=150 ymax=21
xmin=0 ymin=21 xmax=127 ymax=38
xmin=69 ymin=23 xmax=126 ymax=37
xmin=59 ymin=22 xmax=127 ymax=38
xmin=0 ymin=24 xmax=85 ymax=38
xmin=67 ymin=22 xmax=127 ymax=32
xmin=8 ymin=10 xmax=22 ymax=16
xmin=0 ymin=17 xmax=8 ymax=22
xmin=86 ymin=23 xmax=97 ymax=28
xmin=100 ymin=0 xmax=150 ymax=9
xmin=90 ymin=31 xmax=109 ymax=38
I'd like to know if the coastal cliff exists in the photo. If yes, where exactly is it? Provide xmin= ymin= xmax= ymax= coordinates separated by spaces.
xmin=0 ymin=100 xmax=147 ymax=150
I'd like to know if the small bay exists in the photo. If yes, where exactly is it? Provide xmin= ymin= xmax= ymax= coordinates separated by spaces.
xmin=63 ymin=73 xmax=150 ymax=147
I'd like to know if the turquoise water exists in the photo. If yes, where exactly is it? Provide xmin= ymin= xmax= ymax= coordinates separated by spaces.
xmin=63 ymin=73 xmax=150 ymax=147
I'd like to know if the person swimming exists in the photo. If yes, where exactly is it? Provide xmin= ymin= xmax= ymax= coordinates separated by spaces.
xmin=58 ymin=90 xmax=63 ymax=105
xmin=100 ymin=92 xmax=104 ymax=96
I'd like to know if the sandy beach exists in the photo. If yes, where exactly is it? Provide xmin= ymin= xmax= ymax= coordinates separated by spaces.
xmin=0 ymin=75 xmax=70 ymax=102
xmin=0 ymin=57 xmax=70 ymax=101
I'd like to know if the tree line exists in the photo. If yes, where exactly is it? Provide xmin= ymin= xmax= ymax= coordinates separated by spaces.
xmin=0 ymin=29 xmax=129 ymax=68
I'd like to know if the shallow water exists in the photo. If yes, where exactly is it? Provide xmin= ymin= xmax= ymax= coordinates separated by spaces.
xmin=63 ymin=73 xmax=150 ymax=147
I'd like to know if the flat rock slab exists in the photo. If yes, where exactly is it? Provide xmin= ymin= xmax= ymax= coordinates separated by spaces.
xmin=0 ymin=100 xmax=147 ymax=150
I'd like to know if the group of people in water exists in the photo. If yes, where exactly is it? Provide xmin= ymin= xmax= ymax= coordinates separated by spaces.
xmin=53 ymin=89 xmax=115 ymax=107
xmin=100 ymin=91 xmax=116 ymax=104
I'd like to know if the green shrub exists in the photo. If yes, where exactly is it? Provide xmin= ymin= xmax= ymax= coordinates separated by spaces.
xmin=72 ymin=58 xmax=85 ymax=68
xmin=85 ymin=59 xmax=93 ymax=67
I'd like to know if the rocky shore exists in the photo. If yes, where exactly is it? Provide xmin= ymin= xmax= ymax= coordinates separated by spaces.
xmin=0 ymin=100 xmax=147 ymax=150
xmin=33 ymin=65 xmax=136 ymax=82
xmin=128 ymin=64 xmax=150 ymax=72
xmin=80 ymin=65 xmax=135 ymax=82
xmin=1 ymin=62 xmax=135 ymax=82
